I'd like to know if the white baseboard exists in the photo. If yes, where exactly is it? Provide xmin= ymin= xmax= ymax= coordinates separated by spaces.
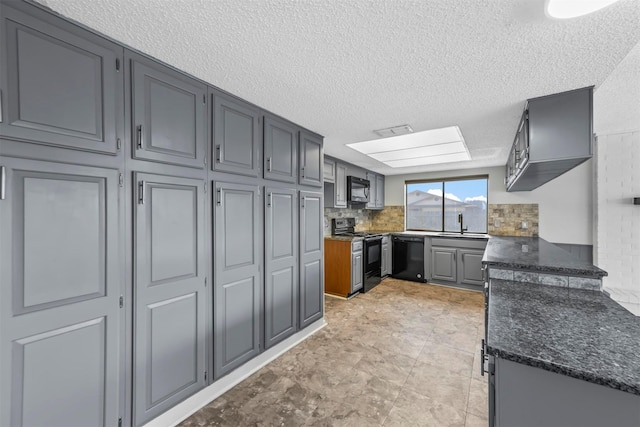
xmin=143 ymin=318 xmax=327 ymax=427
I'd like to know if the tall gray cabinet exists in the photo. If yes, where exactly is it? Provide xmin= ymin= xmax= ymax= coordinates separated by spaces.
xmin=213 ymin=182 xmax=261 ymax=378
xmin=264 ymin=187 xmax=298 ymax=348
xmin=0 ymin=158 xmax=123 ymax=427
xmin=0 ymin=1 xmax=324 ymax=426
xmin=299 ymin=191 xmax=324 ymax=328
xmin=133 ymin=174 xmax=207 ymax=425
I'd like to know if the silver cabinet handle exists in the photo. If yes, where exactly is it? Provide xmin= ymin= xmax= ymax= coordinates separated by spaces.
xmin=267 ymin=157 xmax=272 ymax=172
xmin=0 ymin=166 xmax=6 ymax=200
xmin=301 ymin=166 xmax=305 ymax=178
xmin=216 ymin=145 xmax=222 ymax=162
xmin=216 ymin=188 xmax=222 ymax=206
xmin=138 ymin=180 xmax=145 ymax=204
xmin=301 ymin=196 xmax=305 ymax=208
xmin=136 ymin=125 xmax=144 ymax=149
xmin=0 ymin=89 xmax=3 ymax=123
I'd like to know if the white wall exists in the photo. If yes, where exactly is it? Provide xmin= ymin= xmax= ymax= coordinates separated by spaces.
xmin=384 ymin=160 xmax=594 ymax=245
xmin=593 ymin=41 xmax=640 ymax=315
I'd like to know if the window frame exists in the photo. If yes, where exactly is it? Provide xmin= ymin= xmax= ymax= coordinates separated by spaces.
xmin=405 ymin=175 xmax=489 ymax=233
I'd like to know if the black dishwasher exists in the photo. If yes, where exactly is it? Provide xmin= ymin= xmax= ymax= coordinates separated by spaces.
xmin=392 ymin=236 xmax=426 ymax=282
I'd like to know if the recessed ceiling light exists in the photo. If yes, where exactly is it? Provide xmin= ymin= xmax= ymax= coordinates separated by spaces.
xmin=347 ymin=126 xmax=470 ymax=168
xmin=545 ymin=0 xmax=620 ymax=19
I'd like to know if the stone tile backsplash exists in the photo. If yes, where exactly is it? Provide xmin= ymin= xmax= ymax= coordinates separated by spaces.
xmin=488 ymin=204 xmax=539 ymax=237
xmin=370 ymin=206 xmax=405 ymax=232
xmin=323 ymin=207 xmax=372 ymax=235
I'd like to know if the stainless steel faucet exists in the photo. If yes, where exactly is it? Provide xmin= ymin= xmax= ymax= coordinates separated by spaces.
xmin=458 ymin=213 xmax=468 ymax=234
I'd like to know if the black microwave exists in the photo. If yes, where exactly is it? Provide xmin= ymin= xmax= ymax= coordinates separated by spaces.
xmin=347 ymin=176 xmax=370 ymax=204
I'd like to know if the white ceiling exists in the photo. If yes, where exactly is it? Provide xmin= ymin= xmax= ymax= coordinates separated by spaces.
xmin=35 ymin=0 xmax=640 ymax=175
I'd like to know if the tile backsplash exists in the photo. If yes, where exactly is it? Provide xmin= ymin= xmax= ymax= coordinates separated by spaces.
xmin=488 ymin=204 xmax=539 ymax=237
xmin=324 ymin=207 xmax=372 ymax=234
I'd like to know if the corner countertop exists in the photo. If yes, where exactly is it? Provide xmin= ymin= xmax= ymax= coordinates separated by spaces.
xmin=483 ymin=236 xmax=607 ymax=278
xmin=487 ymin=279 xmax=640 ymax=395
xmin=324 ymin=235 xmax=363 ymax=242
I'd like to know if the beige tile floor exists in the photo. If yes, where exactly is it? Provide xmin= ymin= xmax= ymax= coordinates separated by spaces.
xmin=180 ymin=278 xmax=488 ymax=426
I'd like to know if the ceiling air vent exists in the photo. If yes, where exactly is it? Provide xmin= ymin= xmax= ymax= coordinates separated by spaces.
xmin=373 ymin=124 xmax=413 ymax=138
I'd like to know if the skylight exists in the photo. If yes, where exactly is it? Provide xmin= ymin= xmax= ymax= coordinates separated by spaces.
xmin=346 ymin=126 xmax=471 ymax=168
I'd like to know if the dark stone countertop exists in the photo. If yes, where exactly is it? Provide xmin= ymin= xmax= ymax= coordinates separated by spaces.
xmin=324 ymin=235 xmax=363 ymax=242
xmin=487 ymin=279 xmax=640 ymax=395
xmin=391 ymin=231 xmax=489 ymax=240
xmin=483 ymin=236 xmax=607 ymax=278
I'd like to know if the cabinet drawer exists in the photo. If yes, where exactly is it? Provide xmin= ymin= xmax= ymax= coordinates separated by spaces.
xmin=352 ymin=241 xmax=363 ymax=251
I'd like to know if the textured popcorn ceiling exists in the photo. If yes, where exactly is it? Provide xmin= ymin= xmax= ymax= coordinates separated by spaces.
xmin=34 ymin=0 xmax=640 ymax=175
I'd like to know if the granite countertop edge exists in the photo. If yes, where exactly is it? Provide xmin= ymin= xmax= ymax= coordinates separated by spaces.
xmin=484 ymin=260 xmax=608 ymax=278
xmin=485 ymin=346 xmax=640 ymax=396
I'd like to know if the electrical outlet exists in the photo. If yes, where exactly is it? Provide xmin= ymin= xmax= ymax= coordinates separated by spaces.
xmin=494 ymin=220 xmax=501 ymax=227
xmin=521 ymin=221 xmax=528 ymax=229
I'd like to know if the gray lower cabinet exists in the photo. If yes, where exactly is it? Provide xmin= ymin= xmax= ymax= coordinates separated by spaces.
xmin=458 ymin=249 xmax=484 ymax=286
xmin=381 ymin=236 xmax=391 ymax=277
xmin=299 ymin=131 xmax=323 ymax=187
xmin=0 ymin=2 xmax=123 ymax=154
xmin=264 ymin=187 xmax=298 ymax=349
xmin=212 ymin=91 xmax=261 ymax=177
xmin=133 ymin=173 xmax=207 ymax=426
xmin=128 ymin=51 xmax=207 ymax=168
xmin=0 ymin=157 xmax=122 ymax=427
xmin=351 ymin=242 xmax=363 ymax=293
xmin=493 ymin=357 xmax=640 ymax=427
xmin=263 ymin=116 xmax=297 ymax=183
xmin=299 ymin=191 xmax=324 ymax=328
xmin=214 ymin=182 xmax=261 ymax=378
xmin=431 ymin=247 xmax=457 ymax=282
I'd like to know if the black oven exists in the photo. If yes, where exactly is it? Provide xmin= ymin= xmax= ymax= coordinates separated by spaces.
xmin=363 ymin=236 xmax=382 ymax=292
xmin=347 ymin=176 xmax=370 ymax=204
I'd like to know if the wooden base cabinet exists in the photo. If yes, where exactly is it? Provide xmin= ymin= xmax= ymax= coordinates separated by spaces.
xmin=324 ymin=239 xmax=363 ymax=298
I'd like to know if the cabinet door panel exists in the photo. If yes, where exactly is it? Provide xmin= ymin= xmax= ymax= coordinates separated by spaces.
xmin=1 ymin=4 xmax=121 ymax=153
xmin=431 ymin=247 xmax=457 ymax=282
xmin=134 ymin=173 xmax=206 ymax=425
xmin=299 ymin=191 xmax=323 ymax=328
xmin=335 ymin=163 xmax=347 ymax=208
xmin=459 ymin=249 xmax=484 ymax=286
xmin=214 ymin=182 xmax=261 ymax=377
xmin=299 ymin=131 xmax=323 ymax=187
xmin=265 ymin=188 xmax=298 ymax=348
xmin=0 ymin=158 xmax=121 ymax=427
xmin=351 ymin=251 xmax=363 ymax=293
xmin=264 ymin=117 xmax=297 ymax=183
xmin=213 ymin=94 xmax=260 ymax=177
xmin=130 ymin=53 xmax=207 ymax=168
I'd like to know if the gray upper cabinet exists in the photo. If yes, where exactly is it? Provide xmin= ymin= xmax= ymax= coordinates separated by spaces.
xmin=0 ymin=157 xmax=122 ymax=427
xmin=133 ymin=173 xmax=207 ymax=426
xmin=366 ymin=172 xmax=385 ymax=209
xmin=431 ymin=247 xmax=457 ymax=282
xmin=129 ymin=51 xmax=207 ymax=168
xmin=212 ymin=91 xmax=261 ymax=177
xmin=323 ymin=158 xmax=336 ymax=183
xmin=0 ymin=2 xmax=122 ymax=154
xmin=214 ymin=182 xmax=261 ymax=378
xmin=299 ymin=191 xmax=323 ymax=328
xmin=264 ymin=187 xmax=298 ymax=349
xmin=335 ymin=163 xmax=348 ymax=208
xmin=506 ymin=86 xmax=593 ymax=192
xmin=263 ymin=116 xmax=298 ymax=183
xmin=299 ymin=131 xmax=323 ymax=187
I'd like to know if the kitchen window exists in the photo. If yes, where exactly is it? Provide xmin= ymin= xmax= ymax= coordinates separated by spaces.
xmin=405 ymin=176 xmax=488 ymax=233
